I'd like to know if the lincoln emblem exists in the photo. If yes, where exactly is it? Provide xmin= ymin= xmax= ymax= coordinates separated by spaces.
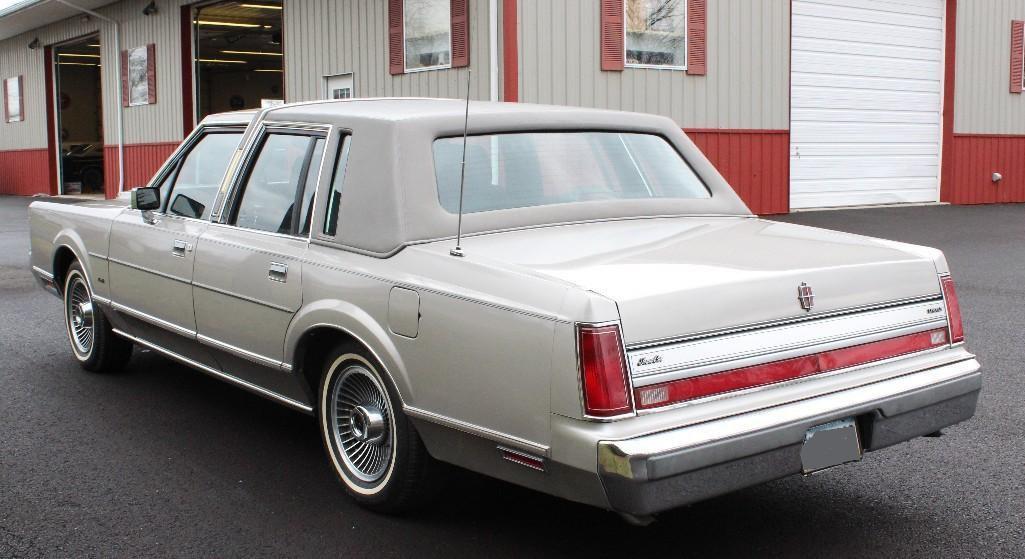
xmin=797 ymin=282 xmax=815 ymax=311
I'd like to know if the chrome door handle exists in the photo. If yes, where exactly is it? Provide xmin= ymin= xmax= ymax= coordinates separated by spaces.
xmin=268 ymin=262 xmax=288 ymax=282
xmin=171 ymin=239 xmax=191 ymax=257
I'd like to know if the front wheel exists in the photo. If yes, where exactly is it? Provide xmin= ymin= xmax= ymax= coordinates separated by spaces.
xmin=62 ymin=261 xmax=132 ymax=372
xmin=318 ymin=343 xmax=439 ymax=513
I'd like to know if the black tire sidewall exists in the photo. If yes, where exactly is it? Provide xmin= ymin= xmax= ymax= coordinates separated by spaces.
xmin=318 ymin=342 xmax=417 ymax=509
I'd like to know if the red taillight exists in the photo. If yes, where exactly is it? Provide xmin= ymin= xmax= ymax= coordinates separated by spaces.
xmin=578 ymin=324 xmax=633 ymax=418
xmin=941 ymin=275 xmax=965 ymax=343
xmin=635 ymin=328 xmax=950 ymax=410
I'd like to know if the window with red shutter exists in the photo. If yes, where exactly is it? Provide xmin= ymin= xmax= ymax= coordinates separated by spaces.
xmin=600 ymin=0 xmax=624 ymax=71
xmin=451 ymin=0 xmax=469 ymax=67
xmin=686 ymin=0 xmax=706 ymax=75
xmin=1012 ymin=20 xmax=1024 ymax=94
xmin=389 ymin=0 xmax=404 ymax=75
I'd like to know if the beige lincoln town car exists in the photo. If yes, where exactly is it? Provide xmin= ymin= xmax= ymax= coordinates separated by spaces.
xmin=29 ymin=99 xmax=980 ymax=523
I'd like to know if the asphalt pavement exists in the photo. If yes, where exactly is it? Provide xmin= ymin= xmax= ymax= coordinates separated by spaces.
xmin=1 ymin=195 xmax=1022 ymax=557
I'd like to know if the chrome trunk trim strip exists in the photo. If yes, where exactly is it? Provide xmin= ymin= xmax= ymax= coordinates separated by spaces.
xmin=629 ymin=299 xmax=948 ymax=387
xmin=626 ymin=294 xmax=944 ymax=350
xmin=112 ymin=328 xmax=313 ymax=413
xmin=404 ymin=406 xmax=549 ymax=456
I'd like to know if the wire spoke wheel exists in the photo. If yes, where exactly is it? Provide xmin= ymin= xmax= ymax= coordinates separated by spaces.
xmin=65 ymin=273 xmax=94 ymax=357
xmin=329 ymin=364 xmax=394 ymax=483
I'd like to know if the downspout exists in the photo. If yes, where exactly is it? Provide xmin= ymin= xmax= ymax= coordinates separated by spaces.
xmin=489 ymin=0 xmax=499 ymax=101
xmin=51 ymin=0 xmax=124 ymax=195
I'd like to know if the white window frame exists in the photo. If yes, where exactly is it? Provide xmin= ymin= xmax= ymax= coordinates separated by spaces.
xmin=623 ymin=0 xmax=688 ymax=71
xmin=402 ymin=0 xmax=452 ymax=73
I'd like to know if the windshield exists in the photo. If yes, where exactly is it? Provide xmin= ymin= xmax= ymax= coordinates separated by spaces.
xmin=432 ymin=132 xmax=710 ymax=214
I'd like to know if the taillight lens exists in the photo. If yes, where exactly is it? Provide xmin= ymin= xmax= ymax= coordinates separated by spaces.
xmin=578 ymin=324 xmax=633 ymax=418
xmin=941 ymin=275 xmax=964 ymax=343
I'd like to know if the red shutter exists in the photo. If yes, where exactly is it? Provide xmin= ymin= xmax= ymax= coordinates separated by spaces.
xmin=146 ymin=43 xmax=157 ymax=104
xmin=451 ymin=0 xmax=470 ymax=67
xmin=120 ymin=50 xmax=130 ymax=106
xmin=600 ymin=0 xmax=624 ymax=71
xmin=389 ymin=0 xmax=404 ymax=75
xmin=687 ymin=0 xmax=706 ymax=75
xmin=1011 ymin=20 xmax=1024 ymax=94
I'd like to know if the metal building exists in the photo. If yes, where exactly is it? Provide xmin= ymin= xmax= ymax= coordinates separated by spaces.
xmin=1 ymin=0 xmax=1024 ymax=214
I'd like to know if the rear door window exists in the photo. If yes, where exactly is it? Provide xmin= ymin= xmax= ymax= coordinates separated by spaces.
xmin=231 ymin=132 xmax=326 ymax=235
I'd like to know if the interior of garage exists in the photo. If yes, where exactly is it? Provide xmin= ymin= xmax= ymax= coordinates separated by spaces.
xmin=193 ymin=1 xmax=284 ymax=119
xmin=53 ymin=35 xmax=104 ymax=195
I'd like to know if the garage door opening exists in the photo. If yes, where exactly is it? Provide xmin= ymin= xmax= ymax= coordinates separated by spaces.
xmin=53 ymin=35 xmax=104 ymax=195
xmin=193 ymin=0 xmax=284 ymax=120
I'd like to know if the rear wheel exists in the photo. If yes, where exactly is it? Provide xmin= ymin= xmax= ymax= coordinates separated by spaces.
xmin=318 ymin=342 xmax=438 ymax=513
xmin=62 ymin=261 xmax=132 ymax=372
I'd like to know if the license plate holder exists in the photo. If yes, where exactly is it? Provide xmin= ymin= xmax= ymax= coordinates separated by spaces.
xmin=801 ymin=417 xmax=862 ymax=474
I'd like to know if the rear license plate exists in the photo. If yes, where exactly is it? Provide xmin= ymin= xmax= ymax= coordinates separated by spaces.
xmin=801 ymin=417 xmax=862 ymax=474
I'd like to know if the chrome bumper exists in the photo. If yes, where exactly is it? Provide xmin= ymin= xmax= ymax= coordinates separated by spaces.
xmin=597 ymin=357 xmax=981 ymax=516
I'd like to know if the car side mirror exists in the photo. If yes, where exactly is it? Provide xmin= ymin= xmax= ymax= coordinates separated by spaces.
xmin=131 ymin=186 xmax=160 ymax=211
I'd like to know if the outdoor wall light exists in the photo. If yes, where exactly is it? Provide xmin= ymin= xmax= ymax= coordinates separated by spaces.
xmin=992 ymin=172 xmax=1003 ymax=183
xmin=28 ymin=37 xmax=41 ymax=50
xmin=143 ymin=1 xmax=158 ymax=16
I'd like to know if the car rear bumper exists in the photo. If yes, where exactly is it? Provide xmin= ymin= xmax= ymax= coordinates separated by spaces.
xmin=596 ymin=356 xmax=981 ymax=516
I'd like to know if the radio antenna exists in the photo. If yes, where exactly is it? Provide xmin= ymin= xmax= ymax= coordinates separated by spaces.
xmin=450 ymin=68 xmax=472 ymax=258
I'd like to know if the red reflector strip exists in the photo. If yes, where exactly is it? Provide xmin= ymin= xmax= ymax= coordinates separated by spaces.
xmin=635 ymin=328 xmax=950 ymax=410
xmin=499 ymin=448 xmax=545 ymax=471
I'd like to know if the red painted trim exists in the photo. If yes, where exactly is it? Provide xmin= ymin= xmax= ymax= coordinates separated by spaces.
xmin=502 ymin=0 xmax=518 ymax=102
xmin=599 ymin=0 xmax=624 ymax=71
xmin=946 ymin=134 xmax=1025 ymax=204
xmin=686 ymin=128 xmax=790 ymax=215
xmin=685 ymin=128 xmax=788 ymax=135
xmin=181 ymin=5 xmax=194 ymax=136
xmin=953 ymin=132 xmax=1025 ymax=138
xmin=43 ymin=46 xmax=58 ymax=196
xmin=685 ymin=0 xmax=707 ymax=75
xmin=0 ymin=149 xmax=50 ymax=196
xmin=102 ymin=142 xmax=179 ymax=193
xmin=939 ymin=0 xmax=957 ymax=203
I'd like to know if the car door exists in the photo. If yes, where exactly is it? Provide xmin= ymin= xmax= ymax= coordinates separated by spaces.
xmin=192 ymin=126 xmax=327 ymax=401
xmin=108 ymin=127 xmax=244 ymax=364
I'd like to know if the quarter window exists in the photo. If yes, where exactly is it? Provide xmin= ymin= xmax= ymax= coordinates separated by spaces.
xmin=322 ymin=136 xmax=352 ymax=237
xmin=233 ymin=132 xmax=325 ymax=235
xmin=404 ymin=0 xmax=451 ymax=71
xmin=625 ymin=0 xmax=687 ymax=69
xmin=164 ymin=131 xmax=243 ymax=220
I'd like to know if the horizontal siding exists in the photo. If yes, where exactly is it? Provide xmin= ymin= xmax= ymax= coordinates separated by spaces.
xmin=283 ymin=0 xmax=493 ymax=102
xmin=686 ymin=129 xmax=790 ymax=214
xmin=102 ymin=142 xmax=178 ymax=198
xmin=0 ymin=148 xmax=50 ymax=195
xmin=946 ymin=134 xmax=1025 ymax=204
xmin=517 ymin=0 xmax=790 ymax=129
xmin=954 ymin=0 xmax=1025 ymax=134
xmin=0 ymin=0 xmax=188 ymax=152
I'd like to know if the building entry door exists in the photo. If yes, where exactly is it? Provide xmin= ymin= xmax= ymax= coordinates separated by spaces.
xmin=52 ymin=34 xmax=105 ymax=195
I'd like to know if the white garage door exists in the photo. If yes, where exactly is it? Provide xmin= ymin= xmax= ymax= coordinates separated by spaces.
xmin=790 ymin=0 xmax=945 ymax=209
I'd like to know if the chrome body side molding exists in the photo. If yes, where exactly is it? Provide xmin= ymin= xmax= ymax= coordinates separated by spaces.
xmin=112 ymin=301 xmax=197 ymax=338
xmin=108 ymin=256 xmax=192 ymax=285
xmin=629 ymin=299 xmax=948 ymax=387
xmin=197 ymin=333 xmax=288 ymax=371
xmin=404 ymin=406 xmax=550 ymax=457
xmin=112 ymin=328 xmax=313 ymax=413
xmin=192 ymin=281 xmax=294 ymax=313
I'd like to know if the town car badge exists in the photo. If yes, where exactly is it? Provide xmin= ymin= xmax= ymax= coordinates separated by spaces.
xmin=797 ymin=282 xmax=815 ymax=311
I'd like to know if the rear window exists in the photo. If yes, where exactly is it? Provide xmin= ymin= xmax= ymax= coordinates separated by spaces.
xmin=432 ymin=132 xmax=709 ymax=214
